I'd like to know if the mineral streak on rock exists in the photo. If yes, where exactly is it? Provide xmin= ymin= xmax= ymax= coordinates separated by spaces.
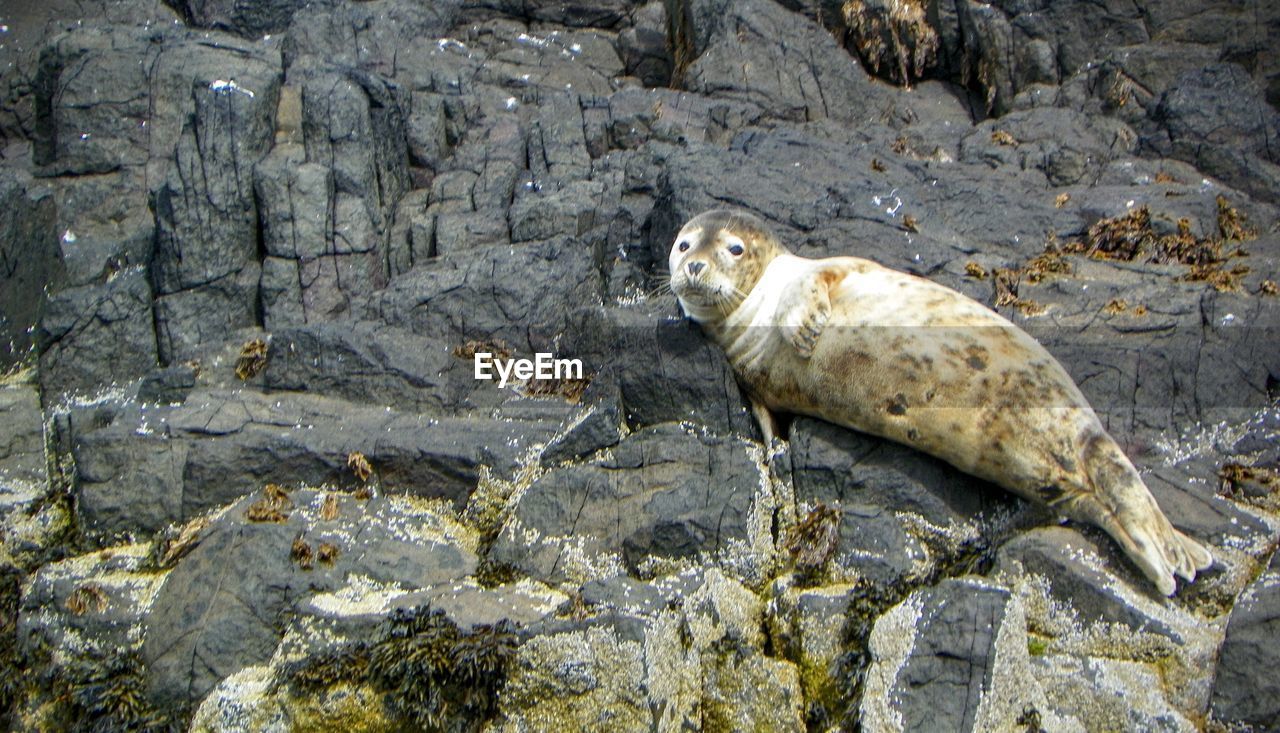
xmin=1 ymin=0 xmax=1278 ymax=730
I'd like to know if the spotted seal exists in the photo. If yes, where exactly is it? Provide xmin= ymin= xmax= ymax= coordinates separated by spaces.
xmin=668 ymin=208 xmax=1213 ymax=595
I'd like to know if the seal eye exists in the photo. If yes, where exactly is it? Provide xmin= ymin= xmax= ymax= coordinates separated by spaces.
xmin=677 ymin=240 xmax=690 ymax=253
xmin=728 ymin=243 xmax=745 ymax=257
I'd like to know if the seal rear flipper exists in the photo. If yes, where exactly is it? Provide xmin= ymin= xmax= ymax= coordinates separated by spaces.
xmin=1078 ymin=433 xmax=1214 ymax=596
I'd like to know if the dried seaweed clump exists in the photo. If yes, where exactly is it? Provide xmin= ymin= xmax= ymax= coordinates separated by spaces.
xmin=1 ymin=566 xmax=21 ymax=720
xmin=65 ymin=584 xmax=109 ymax=616
xmin=43 ymin=649 xmax=170 ymax=733
xmin=286 ymin=607 xmax=519 ymax=730
xmin=783 ymin=503 xmax=842 ymax=583
xmin=1074 ymin=199 xmax=1256 ymax=291
xmin=246 ymin=484 xmax=293 ymax=523
xmin=452 ymin=339 xmax=513 ymax=361
xmin=347 ymin=451 xmax=373 ymax=483
xmin=842 ymin=0 xmax=939 ymax=87
xmin=148 ymin=516 xmax=211 ymax=570
xmin=523 ymin=375 xmax=591 ymax=403
xmin=234 ymin=338 xmax=268 ymax=380
xmin=1218 ymin=463 xmax=1280 ymax=512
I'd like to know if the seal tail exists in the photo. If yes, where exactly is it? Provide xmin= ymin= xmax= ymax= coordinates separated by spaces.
xmin=1076 ymin=433 xmax=1214 ymax=596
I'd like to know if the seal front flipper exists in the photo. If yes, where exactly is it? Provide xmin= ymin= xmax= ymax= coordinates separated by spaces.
xmin=778 ymin=268 xmax=838 ymax=358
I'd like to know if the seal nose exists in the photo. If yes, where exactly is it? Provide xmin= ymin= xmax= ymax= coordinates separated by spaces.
xmin=687 ymin=261 xmax=706 ymax=277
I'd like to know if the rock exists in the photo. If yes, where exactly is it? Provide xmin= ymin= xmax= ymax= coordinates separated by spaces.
xmin=564 ymin=305 xmax=756 ymax=437
xmin=136 ymin=363 xmax=199 ymax=406
xmin=37 ymin=267 xmax=158 ymax=403
xmin=263 ymin=321 xmax=490 ymax=415
xmin=66 ymin=388 xmax=558 ymax=538
xmin=0 ymin=384 xmax=47 ymax=487
xmin=1034 ymin=654 xmax=1196 ymax=732
xmin=1147 ymin=63 xmax=1280 ymax=204
xmin=1210 ymin=551 xmax=1280 ymax=729
xmin=142 ymin=489 xmax=479 ymax=715
xmin=494 ymin=568 xmax=801 ymax=731
xmin=859 ymin=577 xmax=1076 ymax=732
xmin=788 ymin=417 xmax=1020 ymax=587
xmin=995 ymin=527 xmax=1184 ymax=639
xmin=678 ymin=0 xmax=894 ymax=124
xmin=617 ymin=2 xmax=671 ymax=87
xmin=170 ymin=0 xmax=313 ymax=37
xmin=0 ymin=171 xmax=58 ymax=370
xmin=538 ymin=381 xmax=625 ymax=465
xmin=458 ymin=0 xmax=632 ymax=28
xmin=372 ymin=237 xmax=604 ymax=355
xmin=490 ymin=424 xmax=774 ymax=584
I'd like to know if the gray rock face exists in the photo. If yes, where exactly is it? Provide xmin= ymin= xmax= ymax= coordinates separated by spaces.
xmin=1148 ymin=63 xmax=1280 ymax=204
xmin=859 ymin=577 xmax=1055 ymax=732
xmin=138 ymin=488 xmax=477 ymax=715
xmin=0 ymin=171 xmax=58 ymax=370
xmin=491 ymin=424 xmax=769 ymax=583
xmin=1211 ymin=551 xmax=1280 ymax=729
xmin=66 ymin=388 xmax=558 ymax=538
xmin=2 ymin=0 xmax=1279 ymax=729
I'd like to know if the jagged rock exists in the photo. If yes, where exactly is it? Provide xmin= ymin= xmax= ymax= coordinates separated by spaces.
xmin=859 ymin=577 xmax=1077 ymax=732
xmin=564 ymin=305 xmax=756 ymax=437
xmin=37 ymin=267 xmax=158 ymax=402
xmin=142 ymin=489 xmax=478 ymax=715
xmin=136 ymin=364 xmax=199 ymax=406
xmin=1210 ymin=551 xmax=1280 ymax=729
xmin=678 ymin=0 xmax=895 ymax=124
xmin=995 ymin=527 xmax=1186 ymax=638
xmin=1034 ymin=654 xmax=1196 ymax=732
xmin=66 ymin=389 xmax=558 ymax=538
xmin=494 ymin=568 xmax=802 ymax=731
xmin=373 ymin=237 xmax=604 ymax=355
xmin=539 ymin=379 xmax=625 ymax=465
xmin=489 ymin=424 xmax=773 ymax=584
xmin=263 ymin=321 xmax=489 ymax=415
xmin=0 ymin=171 xmax=58 ymax=370
xmin=617 ymin=2 xmax=671 ymax=87
xmin=789 ymin=417 xmax=1020 ymax=587
xmin=1147 ymin=63 xmax=1280 ymax=204
xmin=458 ymin=0 xmax=632 ymax=28
xmin=0 ymin=385 xmax=46 ymax=488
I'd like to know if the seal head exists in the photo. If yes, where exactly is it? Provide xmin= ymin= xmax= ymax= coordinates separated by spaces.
xmin=669 ymin=209 xmax=785 ymax=324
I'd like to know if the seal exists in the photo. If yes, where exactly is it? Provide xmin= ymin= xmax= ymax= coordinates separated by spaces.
xmin=668 ymin=208 xmax=1213 ymax=595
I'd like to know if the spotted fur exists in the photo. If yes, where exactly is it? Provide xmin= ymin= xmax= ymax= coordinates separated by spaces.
xmin=669 ymin=208 xmax=1213 ymax=596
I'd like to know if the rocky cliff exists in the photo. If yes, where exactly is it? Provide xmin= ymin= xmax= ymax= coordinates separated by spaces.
xmin=1 ymin=0 xmax=1278 ymax=730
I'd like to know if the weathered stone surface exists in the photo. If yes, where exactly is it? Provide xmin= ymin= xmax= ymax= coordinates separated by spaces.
xmin=0 ymin=171 xmax=58 ymax=369
xmin=490 ymin=424 xmax=772 ymax=583
xmin=66 ymin=389 xmax=557 ymax=538
xmin=5 ymin=0 xmax=1280 ymax=729
xmin=996 ymin=527 xmax=1185 ymax=638
xmin=789 ymin=417 xmax=1021 ymax=587
xmin=37 ymin=267 xmax=158 ymax=403
xmin=860 ymin=577 xmax=1073 ymax=732
xmin=1210 ymin=551 xmax=1280 ymax=729
xmin=1147 ymin=63 xmax=1280 ymax=204
xmin=142 ymin=489 xmax=477 ymax=715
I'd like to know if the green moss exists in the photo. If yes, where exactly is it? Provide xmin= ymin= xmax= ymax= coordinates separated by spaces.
xmin=1027 ymin=636 xmax=1048 ymax=656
